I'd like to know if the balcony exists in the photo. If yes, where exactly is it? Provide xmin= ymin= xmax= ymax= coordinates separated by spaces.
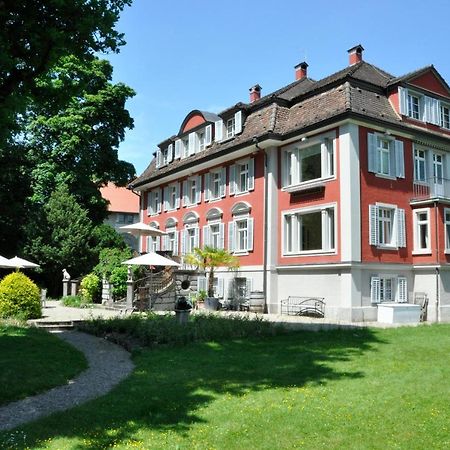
xmin=412 ymin=177 xmax=450 ymax=202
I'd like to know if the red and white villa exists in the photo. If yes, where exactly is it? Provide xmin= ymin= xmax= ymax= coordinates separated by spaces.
xmin=129 ymin=45 xmax=450 ymax=322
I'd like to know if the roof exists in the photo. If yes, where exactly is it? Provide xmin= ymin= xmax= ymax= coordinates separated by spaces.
xmin=100 ymin=183 xmax=139 ymax=214
xmin=130 ymin=60 xmax=448 ymax=189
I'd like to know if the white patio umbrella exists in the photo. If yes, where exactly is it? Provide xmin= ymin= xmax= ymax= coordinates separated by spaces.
xmin=0 ymin=255 xmax=13 ymax=268
xmin=120 ymin=222 xmax=167 ymax=237
xmin=122 ymin=252 xmax=180 ymax=267
xmin=8 ymin=256 xmax=40 ymax=269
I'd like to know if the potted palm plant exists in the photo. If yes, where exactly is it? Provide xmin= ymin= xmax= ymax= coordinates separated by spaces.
xmin=185 ymin=246 xmax=239 ymax=311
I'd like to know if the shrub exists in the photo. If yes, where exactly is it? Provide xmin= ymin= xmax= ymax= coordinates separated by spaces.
xmin=0 ymin=272 xmax=41 ymax=320
xmin=62 ymin=295 xmax=91 ymax=308
xmin=109 ymin=266 xmax=128 ymax=299
xmin=80 ymin=273 xmax=100 ymax=303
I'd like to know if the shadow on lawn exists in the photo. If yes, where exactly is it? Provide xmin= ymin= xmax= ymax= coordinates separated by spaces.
xmin=5 ymin=327 xmax=383 ymax=449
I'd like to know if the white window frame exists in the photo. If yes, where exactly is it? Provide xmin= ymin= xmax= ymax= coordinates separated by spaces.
xmin=441 ymin=103 xmax=450 ymax=129
xmin=370 ymin=275 xmax=408 ymax=304
xmin=147 ymin=188 xmax=162 ymax=216
xmin=369 ymin=203 xmax=406 ymax=249
xmin=445 ymin=208 xmax=450 ymax=253
xmin=183 ymin=176 xmax=201 ymax=207
xmin=203 ymin=220 xmax=225 ymax=250
xmin=228 ymin=208 xmax=254 ymax=255
xmin=407 ymin=92 xmax=421 ymax=120
xmin=164 ymin=182 xmax=180 ymax=212
xmin=229 ymin=158 xmax=254 ymax=196
xmin=226 ymin=117 xmax=235 ymax=139
xmin=413 ymin=208 xmax=431 ymax=254
xmin=163 ymin=227 xmax=179 ymax=256
xmin=282 ymin=204 xmax=336 ymax=256
xmin=205 ymin=167 xmax=226 ymax=202
xmin=281 ymin=133 xmax=335 ymax=189
xmin=414 ymin=148 xmax=427 ymax=183
xmin=367 ymin=132 xmax=404 ymax=179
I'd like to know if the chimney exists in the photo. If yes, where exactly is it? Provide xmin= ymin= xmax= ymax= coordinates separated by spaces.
xmin=249 ymin=84 xmax=262 ymax=103
xmin=347 ymin=44 xmax=364 ymax=65
xmin=295 ymin=61 xmax=308 ymax=80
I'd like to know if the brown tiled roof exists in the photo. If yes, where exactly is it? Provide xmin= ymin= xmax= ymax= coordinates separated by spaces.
xmin=130 ymin=61 xmax=446 ymax=189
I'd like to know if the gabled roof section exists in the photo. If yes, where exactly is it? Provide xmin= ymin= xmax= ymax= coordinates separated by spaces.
xmin=178 ymin=110 xmax=221 ymax=135
xmin=100 ymin=183 xmax=139 ymax=214
xmin=388 ymin=65 xmax=450 ymax=97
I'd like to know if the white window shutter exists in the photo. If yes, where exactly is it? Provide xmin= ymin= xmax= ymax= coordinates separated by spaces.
xmin=204 ymin=173 xmax=211 ymax=201
xmin=370 ymin=276 xmax=381 ymax=303
xmin=156 ymin=188 xmax=162 ymax=213
xmin=203 ymin=225 xmax=210 ymax=247
xmin=321 ymin=140 xmax=328 ymax=178
xmin=395 ymin=140 xmax=405 ymax=178
xmin=228 ymin=221 xmax=235 ymax=252
xmin=188 ymin=132 xmax=196 ymax=155
xmin=182 ymin=140 xmax=188 ymax=159
xmin=227 ymin=278 xmax=235 ymax=300
xmin=147 ymin=191 xmax=152 ymax=216
xmin=155 ymin=149 xmax=162 ymax=168
xmin=181 ymin=229 xmax=187 ymax=255
xmin=245 ymin=278 xmax=253 ymax=298
xmin=197 ymin=276 xmax=207 ymax=292
xmin=217 ymin=278 xmax=224 ymax=298
xmin=234 ymin=111 xmax=242 ymax=134
xmin=398 ymin=87 xmax=408 ymax=115
xmin=175 ymin=183 xmax=181 ymax=209
xmin=369 ymin=205 xmax=379 ymax=246
xmin=389 ymin=140 xmax=397 ymax=177
xmin=182 ymin=180 xmax=188 ymax=206
xmin=194 ymin=227 xmax=200 ymax=249
xmin=397 ymin=277 xmax=408 ymax=303
xmin=174 ymin=139 xmax=181 ymax=159
xmin=220 ymin=167 xmax=226 ymax=197
xmin=282 ymin=151 xmax=289 ymax=187
xmin=229 ymin=165 xmax=236 ymax=195
xmin=173 ymin=231 xmax=179 ymax=255
xmin=219 ymin=223 xmax=225 ymax=249
xmin=396 ymin=208 xmax=406 ymax=248
xmin=163 ymin=186 xmax=169 ymax=212
xmin=248 ymin=158 xmax=255 ymax=191
xmin=161 ymin=235 xmax=168 ymax=251
xmin=367 ymin=133 xmax=377 ymax=173
xmin=146 ymin=236 xmax=151 ymax=253
xmin=195 ymin=175 xmax=202 ymax=204
xmin=247 ymin=218 xmax=254 ymax=251
xmin=215 ymin=120 xmax=223 ymax=141
xmin=205 ymin=124 xmax=212 ymax=146
xmin=168 ymin=144 xmax=174 ymax=163
xmin=424 ymin=96 xmax=440 ymax=125
xmin=155 ymin=236 xmax=161 ymax=252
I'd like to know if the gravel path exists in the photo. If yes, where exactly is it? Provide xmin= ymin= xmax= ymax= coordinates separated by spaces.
xmin=0 ymin=330 xmax=134 ymax=431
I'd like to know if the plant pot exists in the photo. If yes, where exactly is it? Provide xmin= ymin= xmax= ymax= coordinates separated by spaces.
xmin=196 ymin=301 xmax=205 ymax=310
xmin=204 ymin=297 xmax=219 ymax=311
xmin=175 ymin=309 xmax=191 ymax=325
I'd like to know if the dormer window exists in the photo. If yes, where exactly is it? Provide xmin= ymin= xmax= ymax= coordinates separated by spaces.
xmin=441 ymin=104 xmax=450 ymax=129
xmin=226 ymin=117 xmax=235 ymax=138
xmin=223 ymin=111 xmax=242 ymax=140
xmin=407 ymin=93 xmax=420 ymax=120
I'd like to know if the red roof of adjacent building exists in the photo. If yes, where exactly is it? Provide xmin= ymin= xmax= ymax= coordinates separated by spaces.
xmin=100 ymin=183 xmax=139 ymax=214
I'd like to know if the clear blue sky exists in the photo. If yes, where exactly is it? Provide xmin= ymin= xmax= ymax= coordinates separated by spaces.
xmin=106 ymin=0 xmax=450 ymax=175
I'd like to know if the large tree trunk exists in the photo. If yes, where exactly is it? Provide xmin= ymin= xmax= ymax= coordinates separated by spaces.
xmin=208 ymin=268 xmax=215 ymax=297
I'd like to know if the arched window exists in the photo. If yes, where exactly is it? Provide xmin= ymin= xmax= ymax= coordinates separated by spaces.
xmin=204 ymin=207 xmax=225 ymax=249
xmin=229 ymin=202 xmax=254 ymax=254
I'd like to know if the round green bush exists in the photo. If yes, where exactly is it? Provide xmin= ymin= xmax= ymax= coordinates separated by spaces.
xmin=80 ymin=273 xmax=100 ymax=303
xmin=0 ymin=272 xmax=41 ymax=320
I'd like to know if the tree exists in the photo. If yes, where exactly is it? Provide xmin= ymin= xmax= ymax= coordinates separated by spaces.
xmin=0 ymin=0 xmax=132 ymax=145
xmin=185 ymin=246 xmax=240 ymax=297
xmin=25 ymin=55 xmax=136 ymax=223
xmin=23 ymin=184 xmax=95 ymax=295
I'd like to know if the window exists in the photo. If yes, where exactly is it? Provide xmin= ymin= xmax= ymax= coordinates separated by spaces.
xmin=181 ymin=213 xmax=199 ymax=256
xmin=147 ymin=189 xmax=162 ymax=216
xmin=229 ymin=158 xmax=254 ymax=195
xmin=282 ymin=136 xmax=334 ymax=188
xmin=367 ymin=133 xmax=404 ymax=178
xmin=228 ymin=203 xmax=254 ymax=253
xmin=227 ymin=277 xmax=252 ymax=301
xmin=445 ymin=209 xmax=450 ymax=252
xmin=197 ymin=276 xmax=224 ymax=298
xmin=162 ymin=227 xmax=179 ymax=255
xmin=369 ymin=204 xmax=406 ymax=248
xmin=370 ymin=276 xmax=407 ymax=303
xmin=226 ymin=117 xmax=235 ymax=138
xmin=413 ymin=208 xmax=430 ymax=253
xmin=147 ymin=222 xmax=161 ymax=252
xmin=163 ymin=183 xmax=180 ymax=211
xmin=407 ymin=93 xmax=420 ymax=119
xmin=441 ymin=104 xmax=450 ymax=129
xmin=204 ymin=168 xmax=226 ymax=201
xmin=283 ymin=206 xmax=335 ymax=255
xmin=182 ymin=176 xmax=201 ymax=206
xmin=414 ymin=149 xmax=427 ymax=182
xmin=155 ymin=144 xmax=173 ymax=168
xmin=203 ymin=222 xmax=225 ymax=249
xmin=116 ymin=213 xmax=134 ymax=224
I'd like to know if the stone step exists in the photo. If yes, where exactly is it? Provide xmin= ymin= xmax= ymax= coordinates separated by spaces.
xmin=29 ymin=320 xmax=80 ymax=331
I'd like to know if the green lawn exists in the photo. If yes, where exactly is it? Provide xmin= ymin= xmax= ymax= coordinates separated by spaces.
xmin=0 ymin=324 xmax=87 ymax=406
xmin=1 ymin=324 xmax=449 ymax=449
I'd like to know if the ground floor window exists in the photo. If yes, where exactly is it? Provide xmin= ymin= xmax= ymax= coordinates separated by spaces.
xmin=370 ymin=276 xmax=407 ymax=303
xmin=283 ymin=205 xmax=335 ymax=255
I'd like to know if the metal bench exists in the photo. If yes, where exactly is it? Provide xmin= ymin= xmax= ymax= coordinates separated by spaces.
xmin=281 ymin=296 xmax=325 ymax=318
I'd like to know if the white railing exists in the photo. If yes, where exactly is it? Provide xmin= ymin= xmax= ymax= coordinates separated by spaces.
xmin=412 ymin=177 xmax=450 ymax=201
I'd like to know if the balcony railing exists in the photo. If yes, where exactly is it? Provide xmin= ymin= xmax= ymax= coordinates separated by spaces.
xmin=412 ymin=177 xmax=450 ymax=201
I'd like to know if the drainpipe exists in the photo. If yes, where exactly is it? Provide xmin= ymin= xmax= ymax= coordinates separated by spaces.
xmin=434 ymin=200 xmax=440 ymax=322
xmin=253 ymin=137 xmax=268 ymax=314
